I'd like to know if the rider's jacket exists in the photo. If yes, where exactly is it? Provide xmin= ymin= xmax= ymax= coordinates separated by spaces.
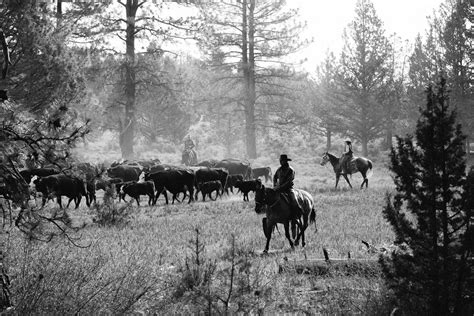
xmin=273 ymin=165 xmax=295 ymax=192
xmin=184 ymin=139 xmax=195 ymax=150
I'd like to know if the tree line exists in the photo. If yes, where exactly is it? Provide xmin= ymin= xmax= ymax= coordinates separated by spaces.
xmin=0 ymin=0 xmax=472 ymax=161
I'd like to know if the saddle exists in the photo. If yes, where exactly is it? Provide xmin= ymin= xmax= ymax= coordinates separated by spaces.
xmin=278 ymin=190 xmax=304 ymax=211
xmin=340 ymin=156 xmax=357 ymax=175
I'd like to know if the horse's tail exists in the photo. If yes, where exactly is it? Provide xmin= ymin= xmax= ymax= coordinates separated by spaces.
xmin=366 ymin=160 xmax=374 ymax=179
xmin=310 ymin=207 xmax=317 ymax=232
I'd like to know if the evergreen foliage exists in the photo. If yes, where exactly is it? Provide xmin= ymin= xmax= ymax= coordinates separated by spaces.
xmin=381 ymin=77 xmax=473 ymax=315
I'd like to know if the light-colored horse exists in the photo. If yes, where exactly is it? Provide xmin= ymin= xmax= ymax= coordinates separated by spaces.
xmin=321 ymin=152 xmax=373 ymax=189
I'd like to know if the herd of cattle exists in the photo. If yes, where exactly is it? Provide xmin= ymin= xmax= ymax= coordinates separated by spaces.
xmin=0 ymin=158 xmax=274 ymax=209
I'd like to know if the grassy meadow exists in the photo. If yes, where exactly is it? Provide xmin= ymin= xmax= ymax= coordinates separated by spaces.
xmin=5 ymin=154 xmax=399 ymax=315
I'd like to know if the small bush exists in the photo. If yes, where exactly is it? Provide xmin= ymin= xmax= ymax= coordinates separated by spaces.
xmin=10 ymin=237 xmax=158 ymax=315
xmin=161 ymin=229 xmax=266 ymax=314
xmin=92 ymin=187 xmax=133 ymax=227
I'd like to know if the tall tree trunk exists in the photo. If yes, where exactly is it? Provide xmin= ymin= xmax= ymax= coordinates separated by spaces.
xmin=121 ymin=0 xmax=138 ymax=160
xmin=240 ymin=0 xmax=257 ymax=159
xmin=56 ymin=0 xmax=62 ymax=26
xmin=465 ymin=137 xmax=471 ymax=159
xmin=246 ymin=0 xmax=257 ymax=159
xmin=385 ymin=124 xmax=393 ymax=150
xmin=326 ymin=127 xmax=332 ymax=151
xmin=361 ymin=134 xmax=368 ymax=157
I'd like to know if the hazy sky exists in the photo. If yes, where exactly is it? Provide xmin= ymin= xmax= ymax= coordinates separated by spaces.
xmin=292 ymin=0 xmax=446 ymax=71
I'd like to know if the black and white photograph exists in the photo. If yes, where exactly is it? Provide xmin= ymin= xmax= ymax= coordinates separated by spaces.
xmin=0 ymin=0 xmax=473 ymax=314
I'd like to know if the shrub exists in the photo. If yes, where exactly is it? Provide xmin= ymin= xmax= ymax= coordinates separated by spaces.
xmin=92 ymin=187 xmax=133 ymax=227
xmin=381 ymin=78 xmax=473 ymax=315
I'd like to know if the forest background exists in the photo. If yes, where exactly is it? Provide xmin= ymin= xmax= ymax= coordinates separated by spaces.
xmin=0 ymin=0 xmax=472 ymax=165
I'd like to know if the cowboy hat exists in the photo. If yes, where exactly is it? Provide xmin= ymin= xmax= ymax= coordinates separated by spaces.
xmin=279 ymin=154 xmax=292 ymax=161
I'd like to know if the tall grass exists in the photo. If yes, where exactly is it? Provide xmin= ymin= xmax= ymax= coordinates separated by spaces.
xmin=6 ymin=158 xmax=397 ymax=314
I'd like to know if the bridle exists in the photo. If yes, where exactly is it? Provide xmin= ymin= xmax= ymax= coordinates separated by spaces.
xmin=320 ymin=152 xmax=329 ymax=166
xmin=255 ymin=187 xmax=281 ymax=211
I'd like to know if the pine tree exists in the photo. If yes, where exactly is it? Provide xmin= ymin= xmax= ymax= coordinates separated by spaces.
xmin=381 ymin=77 xmax=473 ymax=315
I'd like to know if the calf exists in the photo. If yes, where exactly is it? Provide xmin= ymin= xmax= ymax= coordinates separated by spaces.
xmin=225 ymin=174 xmax=244 ymax=194
xmin=114 ymin=181 xmax=134 ymax=203
xmin=252 ymin=167 xmax=272 ymax=183
xmin=194 ymin=167 xmax=228 ymax=199
xmin=234 ymin=180 xmax=258 ymax=202
xmin=120 ymin=181 xmax=155 ymax=206
xmin=198 ymin=180 xmax=223 ymax=202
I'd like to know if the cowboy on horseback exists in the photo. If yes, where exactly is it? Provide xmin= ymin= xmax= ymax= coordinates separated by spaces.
xmin=182 ymin=135 xmax=197 ymax=166
xmin=184 ymin=135 xmax=195 ymax=150
xmin=273 ymin=154 xmax=303 ymax=218
xmin=341 ymin=139 xmax=354 ymax=175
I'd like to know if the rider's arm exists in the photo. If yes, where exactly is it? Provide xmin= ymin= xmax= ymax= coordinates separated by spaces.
xmin=277 ymin=168 xmax=295 ymax=191
xmin=273 ymin=168 xmax=279 ymax=187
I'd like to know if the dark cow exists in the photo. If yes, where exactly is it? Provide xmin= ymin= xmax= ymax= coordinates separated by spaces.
xmin=33 ymin=174 xmax=89 ymax=209
xmin=252 ymin=167 xmax=272 ymax=183
xmin=215 ymin=159 xmax=252 ymax=180
xmin=225 ymin=174 xmax=244 ymax=194
xmin=20 ymin=168 xmax=59 ymax=184
xmin=107 ymin=165 xmax=140 ymax=182
xmin=198 ymin=180 xmax=223 ymax=201
xmin=0 ymin=174 xmax=29 ymax=204
xmin=120 ymin=181 xmax=155 ymax=206
xmin=196 ymin=159 xmax=219 ymax=168
xmin=234 ymin=179 xmax=259 ymax=201
xmin=145 ymin=169 xmax=195 ymax=204
xmin=194 ymin=167 xmax=228 ymax=198
xmin=73 ymin=162 xmax=105 ymax=205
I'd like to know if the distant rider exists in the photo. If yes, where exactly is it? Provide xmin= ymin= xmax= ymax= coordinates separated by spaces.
xmin=341 ymin=139 xmax=353 ymax=174
xmin=184 ymin=135 xmax=195 ymax=150
xmin=182 ymin=135 xmax=197 ymax=165
xmin=273 ymin=154 xmax=302 ymax=218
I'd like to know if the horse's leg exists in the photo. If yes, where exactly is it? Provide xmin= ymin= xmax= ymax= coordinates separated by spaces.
xmin=262 ymin=217 xmax=272 ymax=253
xmin=291 ymin=220 xmax=297 ymax=240
xmin=293 ymin=218 xmax=305 ymax=246
xmin=360 ymin=171 xmax=367 ymax=189
xmin=342 ymin=174 xmax=353 ymax=189
xmin=283 ymin=221 xmax=294 ymax=250
xmin=300 ymin=214 xmax=309 ymax=248
xmin=335 ymin=174 xmax=340 ymax=189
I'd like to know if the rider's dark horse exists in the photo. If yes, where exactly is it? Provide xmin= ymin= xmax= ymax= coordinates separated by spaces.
xmin=255 ymin=180 xmax=316 ymax=253
xmin=320 ymin=152 xmax=373 ymax=189
xmin=182 ymin=148 xmax=198 ymax=166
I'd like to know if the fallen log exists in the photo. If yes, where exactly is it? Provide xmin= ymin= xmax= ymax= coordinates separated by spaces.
xmin=279 ymin=258 xmax=381 ymax=276
xmin=279 ymin=248 xmax=381 ymax=277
